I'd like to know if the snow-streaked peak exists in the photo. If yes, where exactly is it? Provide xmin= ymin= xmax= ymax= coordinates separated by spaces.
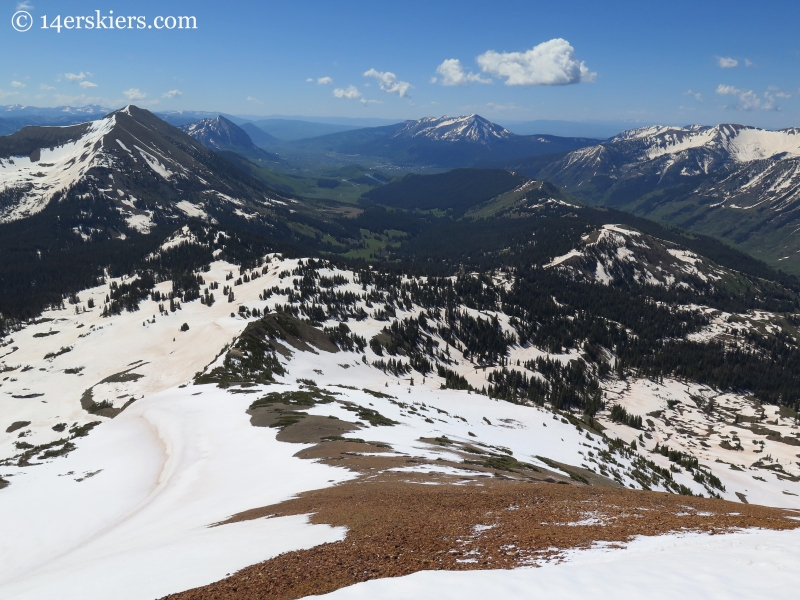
xmin=393 ymin=114 xmax=515 ymax=144
xmin=0 ymin=114 xmax=117 ymax=222
xmin=610 ymin=123 xmax=800 ymax=163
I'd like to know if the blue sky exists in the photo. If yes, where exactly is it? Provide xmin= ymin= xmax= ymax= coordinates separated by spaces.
xmin=3 ymin=0 xmax=800 ymax=128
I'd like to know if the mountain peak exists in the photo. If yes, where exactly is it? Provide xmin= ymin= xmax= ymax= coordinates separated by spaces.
xmin=180 ymin=115 xmax=256 ymax=152
xmin=393 ymin=114 xmax=514 ymax=144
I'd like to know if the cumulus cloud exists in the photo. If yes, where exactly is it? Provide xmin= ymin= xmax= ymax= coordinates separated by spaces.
xmin=79 ymin=81 xmax=97 ymax=89
xmin=434 ymin=59 xmax=491 ymax=86
xmin=305 ymin=78 xmax=313 ymax=82
xmin=333 ymin=85 xmax=362 ymax=100
xmin=10 ymin=81 xmax=25 ymax=88
xmin=162 ymin=89 xmax=182 ymax=99
xmin=317 ymin=76 xmax=333 ymax=85
xmin=246 ymin=96 xmax=263 ymax=104
xmin=0 ymin=89 xmax=19 ymax=100
xmin=744 ymin=59 xmax=754 ymax=67
xmin=123 ymin=88 xmax=147 ymax=101
xmin=39 ymin=83 xmax=55 ymax=91
xmin=716 ymin=84 xmax=778 ymax=111
xmin=476 ymin=38 xmax=595 ymax=86
xmin=16 ymin=1 xmax=33 ymax=10
xmin=363 ymin=69 xmax=413 ymax=97
xmin=716 ymin=56 xmax=738 ymax=68
xmin=684 ymin=89 xmax=703 ymax=102
xmin=64 ymin=72 xmax=90 ymax=82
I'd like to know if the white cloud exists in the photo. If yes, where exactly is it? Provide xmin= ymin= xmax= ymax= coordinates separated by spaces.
xmin=246 ymin=96 xmax=263 ymax=104
xmin=10 ymin=81 xmax=25 ymax=88
xmin=429 ymin=76 xmax=438 ymax=84
xmin=363 ymin=69 xmax=413 ymax=97
xmin=39 ymin=83 xmax=55 ymax=91
xmin=684 ymin=89 xmax=703 ymax=102
xmin=434 ymin=59 xmax=491 ymax=86
xmin=0 ymin=89 xmax=19 ymax=100
xmin=53 ymin=93 xmax=106 ymax=105
xmin=79 ymin=81 xmax=97 ymax=89
xmin=716 ymin=56 xmax=738 ymax=68
xmin=16 ymin=1 xmax=33 ymax=10
xmin=162 ymin=89 xmax=182 ymax=99
xmin=305 ymin=78 xmax=313 ymax=82
xmin=716 ymin=84 xmax=778 ymax=111
xmin=317 ymin=76 xmax=333 ymax=85
xmin=64 ymin=72 xmax=90 ymax=82
xmin=486 ymin=102 xmax=521 ymax=111
xmin=744 ymin=59 xmax=753 ymax=67
xmin=776 ymin=91 xmax=792 ymax=99
xmin=476 ymin=38 xmax=595 ymax=86
xmin=123 ymin=88 xmax=147 ymax=101
xmin=333 ymin=85 xmax=362 ymax=100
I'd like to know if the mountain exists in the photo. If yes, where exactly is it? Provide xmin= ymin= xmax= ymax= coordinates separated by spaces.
xmin=497 ymin=119 xmax=630 ymax=139
xmin=0 ymin=106 xmax=356 ymax=318
xmin=239 ymin=122 xmax=280 ymax=146
xmin=506 ymin=124 xmax=800 ymax=272
xmin=361 ymin=168 xmax=527 ymax=213
xmin=3 ymin=150 xmax=800 ymax=598
xmin=291 ymin=114 xmax=600 ymax=167
xmin=0 ymin=107 xmax=288 ymax=228
xmin=156 ymin=110 xmax=249 ymax=127
xmin=179 ymin=115 xmax=281 ymax=163
xmin=0 ymin=105 xmax=112 ymax=136
xmin=544 ymin=222 xmax=789 ymax=300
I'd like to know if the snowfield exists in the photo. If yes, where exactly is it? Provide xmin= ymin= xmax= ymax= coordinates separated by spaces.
xmin=0 ymin=385 xmax=351 ymax=600
xmin=2 ymin=253 xmax=800 ymax=598
xmin=316 ymin=528 xmax=800 ymax=600
xmin=0 ymin=116 xmax=116 ymax=223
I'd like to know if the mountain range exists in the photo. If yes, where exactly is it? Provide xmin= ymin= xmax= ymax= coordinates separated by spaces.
xmin=4 ymin=105 xmax=800 ymax=598
xmin=288 ymin=114 xmax=600 ymax=167
xmin=505 ymin=124 xmax=800 ymax=271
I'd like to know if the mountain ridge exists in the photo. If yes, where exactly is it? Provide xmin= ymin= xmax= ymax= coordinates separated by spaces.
xmin=503 ymin=122 xmax=800 ymax=272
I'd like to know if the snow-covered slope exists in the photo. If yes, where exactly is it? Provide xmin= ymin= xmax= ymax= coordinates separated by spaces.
xmin=0 ymin=116 xmax=116 ymax=222
xmin=608 ymin=124 xmax=800 ymax=163
xmin=3 ymin=252 xmax=800 ymax=597
xmin=530 ymin=124 xmax=800 ymax=270
xmin=393 ymin=115 xmax=514 ymax=144
xmin=544 ymin=224 xmax=741 ymax=292
xmin=0 ymin=105 xmax=290 ymax=234
xmin=317 ymin=528 xmax=800 ymax=600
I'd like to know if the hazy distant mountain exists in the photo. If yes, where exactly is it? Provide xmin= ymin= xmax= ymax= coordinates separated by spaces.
xmin=239 ymin=122 xmax=280 ymax=146
xmin=0 ymin=105 xmax=112 ymax=135
xmin=509 ymin=124 xmax=800 ymax=270
xmin=498 ymin=119 xmax=634 ymax=140
xmin=292 ymin=114 xmax=599 ymax=167
xmin=250 ymin=119 xmax=362 ymax=141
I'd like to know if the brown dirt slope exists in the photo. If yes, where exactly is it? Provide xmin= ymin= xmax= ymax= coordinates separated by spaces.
xmin=162 ymin=474 xmax=800 ymax=600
